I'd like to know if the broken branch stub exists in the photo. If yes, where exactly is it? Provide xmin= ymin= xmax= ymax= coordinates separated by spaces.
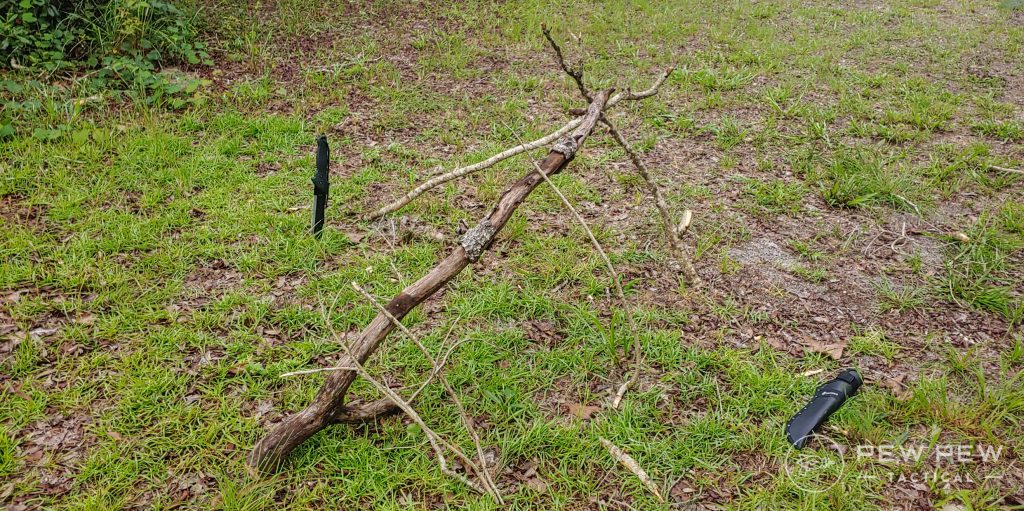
xmin=247 ymin=89 xmax=612 ymax=472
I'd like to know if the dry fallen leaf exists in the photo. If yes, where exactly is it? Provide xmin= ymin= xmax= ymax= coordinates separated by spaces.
xmin=525 ymin=477 xmax=548 ymax=492
xmin=567 ymin=403 xmax=602 ymax=420
xmin=880 ymin=374 xmax=910 ymax=401
xmin=801 ymin=338 xmax=846 ymax=360
xmin=677 ymin=209 xmax=693 ymax=235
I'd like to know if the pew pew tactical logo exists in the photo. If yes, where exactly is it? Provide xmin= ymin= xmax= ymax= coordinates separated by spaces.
xmin=783 ymin=435 xmax=1007 ymax=493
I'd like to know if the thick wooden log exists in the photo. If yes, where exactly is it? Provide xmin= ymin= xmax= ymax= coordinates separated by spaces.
xmin=248 ymin=89 xmax=611 ymax=471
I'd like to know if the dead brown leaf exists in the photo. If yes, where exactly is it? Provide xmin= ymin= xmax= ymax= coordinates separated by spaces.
xmin=880 ymin=374 xmax=910 ymax=401
xmin=801 ymin=338 xmax=845 ymax=360
xmin=566 ymin=403 xmax=602 ymax=420
xmin=523 ymin=320 xmax=563 ymax=346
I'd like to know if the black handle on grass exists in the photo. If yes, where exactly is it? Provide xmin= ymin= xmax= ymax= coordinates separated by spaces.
xmin=786 ymin=368 xmax=862 ymax=448
xmin=311 ymin=135 xmax=329 ymax=238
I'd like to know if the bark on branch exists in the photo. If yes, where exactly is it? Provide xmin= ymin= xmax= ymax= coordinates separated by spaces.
xmin=247 ymin=89 xmax=613 ymax=472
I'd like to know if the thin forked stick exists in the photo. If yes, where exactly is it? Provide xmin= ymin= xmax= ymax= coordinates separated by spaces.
xmin=366 ymin=69 xmax=674 ymax=220
xmin=352 ymin=283 xmax=503 ymax=502
xmin=507 ymin=126 xmax=642 ymax=409
xmin=601 ymin=117 xmax=700 ymax=285
xmin=321 ymin=297 xmax=498 ymax=500
xmin=542 ymin=24 xmax=591 ymax=102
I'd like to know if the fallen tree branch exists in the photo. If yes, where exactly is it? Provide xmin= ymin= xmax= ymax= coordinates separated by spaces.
xmin=248 ymin=89 xmax=612 ymax=472
xmin=366 ymin=70 xmax=673 ymax=220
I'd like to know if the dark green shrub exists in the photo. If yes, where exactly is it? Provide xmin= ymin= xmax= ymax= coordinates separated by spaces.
xmin=1 ymin=0 xmax=209 ymax=72
xmin=0 ymin=0 xmax=211 ymax=139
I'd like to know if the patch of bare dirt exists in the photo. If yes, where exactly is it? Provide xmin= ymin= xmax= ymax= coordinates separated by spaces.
xmin=167 ymin=259 xmax=245 ymax=319
xmin=0 ymin=195 xmax=47 ymax=232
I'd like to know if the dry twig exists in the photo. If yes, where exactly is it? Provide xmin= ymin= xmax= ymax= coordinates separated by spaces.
xmin=599 ymin=437 xmax=664 ymax=502
xmin=367 ymin=70 xmax=673 ymax=220
xmin=601 ymin=117 xmax=700 ymax=285
xmin=542 ymin=24 xmax=591 ymax=101
xmin=352 ymin=283 xmax=502 ymax=501
xmin=508 ymin=125 xmax=643 ymax=409
xmin=367 ymin=123 xmax=577 ymax=219
xmin=320 ymin=294 xmax=501 ymax=501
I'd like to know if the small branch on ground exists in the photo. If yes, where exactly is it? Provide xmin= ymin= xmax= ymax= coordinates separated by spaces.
xmin=600 ymin=116 xmax=700 ymax=286
xmin=542 ymin=24 xmax=592 ymax=101
xmin=599 ymin=437 xmax=665 ymax=502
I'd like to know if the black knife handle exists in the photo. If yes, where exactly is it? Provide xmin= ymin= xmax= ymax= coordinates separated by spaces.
xmin=786 ymin=369 xmax=862 ymax=448
xmin=313 ymin=135 xmax=329 ymax=196
xmin=311 ymin=136 xmax=329 ymax=238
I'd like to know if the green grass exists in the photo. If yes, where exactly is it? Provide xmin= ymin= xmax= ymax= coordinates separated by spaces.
xmin=1 ymin=0 xmax=1023 ymax=509
xmin=875 ymin=277 xmax=927 ymax=313
xmin=939 ymin=211 xmax=1024 ymax=324
xmin=741 ymin=178 xmax=808 ymax=215
xmin=848 ymin=328 xmax=902 ymax=361
xmin=814 ymin=148 xmax=923 ymax=212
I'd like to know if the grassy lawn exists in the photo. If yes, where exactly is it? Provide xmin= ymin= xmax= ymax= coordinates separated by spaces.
xmin=2 ymin=0 xmax=1023 ymax=509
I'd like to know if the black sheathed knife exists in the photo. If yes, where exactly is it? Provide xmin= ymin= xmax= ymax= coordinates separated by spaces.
xmin=311 ymin=135 xmax=329 ymax=238
xmin=786 ymin=368 xmax=862 ymax=448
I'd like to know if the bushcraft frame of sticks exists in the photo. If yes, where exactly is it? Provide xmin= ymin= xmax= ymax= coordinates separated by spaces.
xmin=248 ymin=27 xmax=696 ymax=500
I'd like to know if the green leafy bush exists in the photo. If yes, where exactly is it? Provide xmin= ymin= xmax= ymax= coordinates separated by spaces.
xmin=2 ymin=0 xmax=209 ymax=72
xmin=1 ymin=0 xmax=211 ymax=139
